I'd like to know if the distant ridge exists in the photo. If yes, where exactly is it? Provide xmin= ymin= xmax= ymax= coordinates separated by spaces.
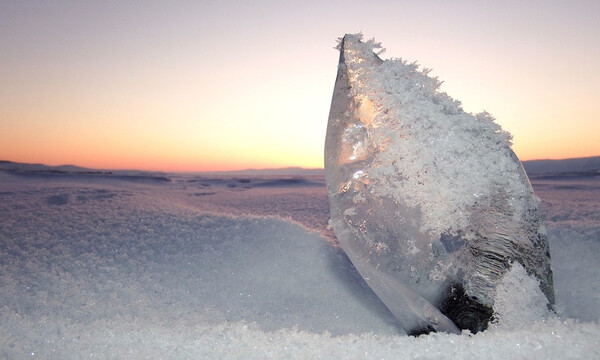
xmin=2 ymin=156 xmax=599 ymax=177
xmin=0 ymin=160 xmax=170 ymax=182
xmin=521 ymin=156 xmax=600 ymax=174
xmin=0 ymin=160 xmax=103 ymax=174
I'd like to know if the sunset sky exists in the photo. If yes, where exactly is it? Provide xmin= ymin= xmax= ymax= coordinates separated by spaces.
xmin=1 ymin=1 xmax=599 ymax=172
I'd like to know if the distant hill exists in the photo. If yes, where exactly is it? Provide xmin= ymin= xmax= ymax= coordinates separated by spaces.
xmin=0 ymin=160 xmax=170 ymax=182
xmin=2 ymin=156 xmax=599 ymax=177
xmin=521 ymin=156 xmax=600 ymax=174
xmin=0 ymin=160 xmax=101 ymax=174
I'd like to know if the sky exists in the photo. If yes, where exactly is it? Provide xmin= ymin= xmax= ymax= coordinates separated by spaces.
xmin=1 ymin=1 xmax=599 ymax=172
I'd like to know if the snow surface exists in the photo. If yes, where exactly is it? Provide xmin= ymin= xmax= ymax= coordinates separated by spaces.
xmin=0 ymin=169 xmax=598 ymax=359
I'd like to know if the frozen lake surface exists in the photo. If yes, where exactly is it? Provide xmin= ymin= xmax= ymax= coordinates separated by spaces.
xmin=0 ymin=166 xmax=598 ymax=359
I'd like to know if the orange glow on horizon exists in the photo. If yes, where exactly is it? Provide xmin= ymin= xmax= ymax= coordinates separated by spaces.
xmin=3 ymin=131 xmax=598 ymax=173
xmin=0 ymin=129 xmax=326 ymax=172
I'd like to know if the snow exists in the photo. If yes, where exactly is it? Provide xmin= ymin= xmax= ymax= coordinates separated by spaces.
xmin=0 ymin=167 xmax=598 ymax=359
xmin=491 ymin=262 xmax=553 ymax=328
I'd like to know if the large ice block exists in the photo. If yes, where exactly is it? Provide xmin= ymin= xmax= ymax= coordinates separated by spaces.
xmin=324 ymin=34 xmax=553 ymax=335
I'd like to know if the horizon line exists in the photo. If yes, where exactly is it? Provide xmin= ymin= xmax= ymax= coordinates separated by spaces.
xmin=2 ymin=155 xmax=600 ymax=174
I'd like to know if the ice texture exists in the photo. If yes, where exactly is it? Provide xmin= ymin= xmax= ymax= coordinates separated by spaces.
xmin=324 ymin=34 xmax=554 ymax=335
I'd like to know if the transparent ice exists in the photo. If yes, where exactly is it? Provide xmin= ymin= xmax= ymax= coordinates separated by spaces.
xmin=324 ymin=34 xmax=554 ymax=335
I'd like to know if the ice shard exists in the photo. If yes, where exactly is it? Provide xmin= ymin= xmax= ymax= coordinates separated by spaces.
xmin=324 ymin=34 xmax=554 ymax=335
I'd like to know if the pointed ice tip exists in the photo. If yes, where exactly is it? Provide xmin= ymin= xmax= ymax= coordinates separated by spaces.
xmin=337 ymin=33 xmax=384 ymax=66
xmin=336 ymin=33 xmax=361 ymax=50
xmin=341 ymin=33 xmax=361 ymax=45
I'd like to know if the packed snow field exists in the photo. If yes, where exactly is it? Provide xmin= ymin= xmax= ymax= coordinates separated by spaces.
xmin=0 ymin=166 xmax=598 ymax=359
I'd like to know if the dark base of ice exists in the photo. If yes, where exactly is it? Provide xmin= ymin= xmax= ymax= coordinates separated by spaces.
xmin=438 ymin=283 xmax=494 ymax=334
xmin=408 ymin=325 xmax=438 ymax=337
xmin=410 ymin=283 xmax=494 ymax=336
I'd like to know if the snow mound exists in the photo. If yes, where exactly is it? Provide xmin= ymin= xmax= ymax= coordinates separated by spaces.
xmin=492 ymin=262 xmax=554 ymax=329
